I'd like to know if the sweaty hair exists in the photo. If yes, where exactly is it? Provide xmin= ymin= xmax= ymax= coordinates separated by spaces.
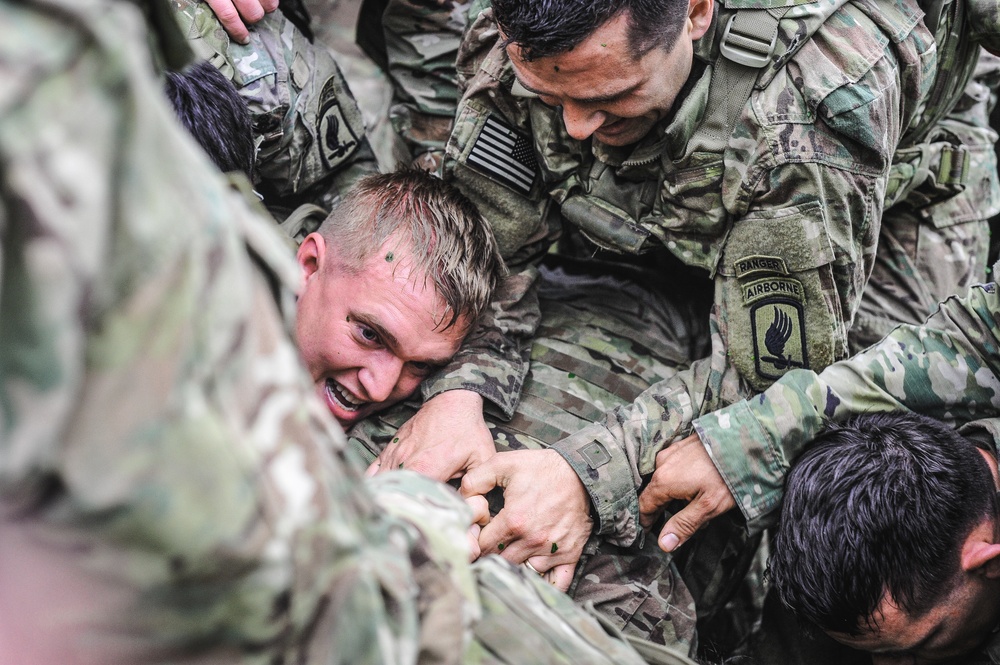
xmin=164 ymin=61 xmax=255 ymax=178
xmin=769 ymin=411 xmax=997 ymax=635
xmin=491 ymin=0 xmax=690 ymax=61
xmin=318 ymin=169 xmax=506 ymax=331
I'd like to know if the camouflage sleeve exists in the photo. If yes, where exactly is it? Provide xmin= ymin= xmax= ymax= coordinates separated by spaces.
xmin=695 ymin=282 xmax=1000 ymax=533
xmin=382 ymin=0 xmax=470 ymax=171
xmin=421 ymin=10 xmax=559 ymax=418
xmin=171 ymin=0 xmax=378 ymax=214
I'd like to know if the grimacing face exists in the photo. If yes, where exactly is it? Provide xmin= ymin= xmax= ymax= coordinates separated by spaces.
xmin=294 ymin=232 xmax=468 ymax=427
xmin=506 ymin=0 xmax=712 ymax=147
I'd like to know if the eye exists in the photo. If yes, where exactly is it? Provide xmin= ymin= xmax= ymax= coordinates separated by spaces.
xmin=355 ymin=323 xmax=381 ymax=346
xmin=409 ymin=361 xmax=434 ymax=376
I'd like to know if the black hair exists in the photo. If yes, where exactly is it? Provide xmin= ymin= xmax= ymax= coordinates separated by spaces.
xmin=768 ymin=411 xmax=997 ymax=636
xmin=164 ymin=61 xmax=255 ymax=178
xmin=491 ymin=0 xmax=690 ymax=61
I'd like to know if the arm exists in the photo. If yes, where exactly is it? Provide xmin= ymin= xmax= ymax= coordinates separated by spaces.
xmin=696 ymin=281 xmax=1000 ymax=532
xmin=553 ymin=25 xmax=914 ymax=547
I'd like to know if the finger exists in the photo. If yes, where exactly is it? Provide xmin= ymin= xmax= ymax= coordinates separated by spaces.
xmin=258 ymin=0 xmax=280 ymax=13
xmin=364 ymin=458 xmax=381 ymax=478
xmin=206 ymin=0 xmax=251 ymax=44
xmin=466 ymin=524 xmax=483 ymax=562
xmin=465 ymin=495 xmax=491 ymax=527
xmin=656 ymin=495 xmax=718 ymax=553
xmin=232 ymin=0 xmax=267 ymax=23
xmin=459 ymin=455 xmax=508 ymax=498
xmin=544 ymin=562 xmax=576 ymax=592
xmin=637 ymin=472 xmax=674 ymax=528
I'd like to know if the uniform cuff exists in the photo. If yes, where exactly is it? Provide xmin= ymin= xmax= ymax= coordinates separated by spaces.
xmin=551 ymin=425 xmax=642 ymax=548
xmin=693 ymin=400 xmax=788 ymax=534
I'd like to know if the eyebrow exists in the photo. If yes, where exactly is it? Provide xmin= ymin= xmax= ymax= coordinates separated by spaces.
xmin=512 ymin=72 xmax=641 ymax=105
xmin=356 ymin=313 xmax=455 ymax=367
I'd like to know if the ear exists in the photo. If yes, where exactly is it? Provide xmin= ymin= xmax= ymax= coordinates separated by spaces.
xmin=687 ymin=0 xmax=714 ymax=41
xmin=961 ymin=519 xmax=1000 ymax=579
xmin=296 ymin=232 xmax=326 ymax=289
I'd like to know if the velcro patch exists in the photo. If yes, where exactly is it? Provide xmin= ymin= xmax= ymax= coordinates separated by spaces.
xmin=734 ymin=255 xmax=789 ymax=279
xmin=751 ymin=300 xmax=808 ymax=380
xmin=318 ymin=79 xmax=360 ymax=170
xmin=742 ymin=277 xmax=804 ymax=306
xmin=580 ymin=441 xmax=612 ymax=470
xmin=467 ymin=115 xmax=538 ymax=195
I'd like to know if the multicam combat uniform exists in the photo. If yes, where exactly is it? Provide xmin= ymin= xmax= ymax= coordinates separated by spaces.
xmin=427 ymin=0 xmax=998 ymax=555
xmin=691 ymin=280 xmax=1000 ymax=663
xmin=350 ymin=258 xmax=709 ymax=651
xmin=170 ymin=0 xmax=378 ymax=222
xmin=0 ymin=2 xmax=698 ymax=663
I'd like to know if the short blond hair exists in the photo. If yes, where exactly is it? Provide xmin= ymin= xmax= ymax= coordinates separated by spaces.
xmin=319 ymin=169 xmax=505 ymax=330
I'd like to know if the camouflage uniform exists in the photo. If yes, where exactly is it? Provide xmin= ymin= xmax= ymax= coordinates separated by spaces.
xmin=691 ymin=280 xmax=1000 ymax=663
xmin=349 ymin=258 xmax=708 ymax=651
xmin=170 ymin=0 xmax=378 ymax=222
xmin=0 ymin=2 xmax=701 ymax=663
xmin=426 ymin=0 xmax=998 ymax=553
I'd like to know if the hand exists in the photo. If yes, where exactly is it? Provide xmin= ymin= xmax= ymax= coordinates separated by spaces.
xmin=638 ymin=433 xmax=736 ymax=553
xmin=461 ymin=449 xmax=592 ymax=592
xmin=204 ymin=0 xmax=278 ymax=44
xmin=367 ymin=391 xmax=495 ymax=482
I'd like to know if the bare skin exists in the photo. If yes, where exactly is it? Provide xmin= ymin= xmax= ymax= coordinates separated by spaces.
xmin=204 ymin=0 xmax=278 ymax=44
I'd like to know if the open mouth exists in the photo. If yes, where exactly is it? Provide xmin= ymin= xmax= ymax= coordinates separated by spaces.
xmin=325 ymin=378 xmax=365 ymax=413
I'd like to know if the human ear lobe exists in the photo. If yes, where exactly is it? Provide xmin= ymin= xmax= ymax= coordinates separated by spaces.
xmin=960 ymin=522 xmax=1000 ymax=578
xmin=296 ymin=233 xmax=326 ymax=283
xmin=687 ymin=0 xmax=714 ymax=39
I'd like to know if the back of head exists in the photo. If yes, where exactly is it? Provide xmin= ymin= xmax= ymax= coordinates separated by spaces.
xmin=317 ymin=169 xmax=505 ymax=331
xmin=164 ymin=61 xmax=255 ymax=178
xmin=769 ymin=412 xmax=997 ymax=635
xmin=491 ymin=0 xmax=690 ymax=61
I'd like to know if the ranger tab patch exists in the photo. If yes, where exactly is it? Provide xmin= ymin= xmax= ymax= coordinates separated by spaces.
xmin=751 ymin=301 xmax=808 ymax=380
xmin=467 ymin=115 xmax=538 ymax=195
xmin=734 ymin=255 xmax=789 ymax=279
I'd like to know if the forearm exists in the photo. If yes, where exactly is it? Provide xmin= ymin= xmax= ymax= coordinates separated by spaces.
xmin=697 ymin=282 xmax=1000 ymax=532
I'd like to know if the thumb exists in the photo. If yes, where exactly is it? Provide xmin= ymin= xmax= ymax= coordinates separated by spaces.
xmin=655 ymin=497 xmax=715 ymax=553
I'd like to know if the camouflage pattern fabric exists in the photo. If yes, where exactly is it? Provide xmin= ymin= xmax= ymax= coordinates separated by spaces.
xmin=350 ymin=259 xmax=721 ymax=654
xmin=171 ymin=0 xmax=378 ymax=221
xmin=381 ymin=0 xmax=473 ymax=172
xmin=694 ymin=280 xmax=1000 ymax=663
xmin=424 ymin=0 xmax=1000 ymax=552
xmin=0 ymin=2 xmax=699 ymax=664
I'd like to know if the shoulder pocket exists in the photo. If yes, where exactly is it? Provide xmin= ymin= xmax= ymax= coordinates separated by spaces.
xmin=719 ymin=201 xmax=846 ymax=390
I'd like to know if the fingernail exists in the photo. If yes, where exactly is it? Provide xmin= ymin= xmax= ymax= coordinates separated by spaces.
xmin=660 ymin=533 xmax=680 ymax=552
xmin=238 ymin=36 xmax=250 ymax=45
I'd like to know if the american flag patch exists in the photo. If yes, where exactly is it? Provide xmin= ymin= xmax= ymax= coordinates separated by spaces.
xmin=467 ymin=115 xmax=538 ymax=195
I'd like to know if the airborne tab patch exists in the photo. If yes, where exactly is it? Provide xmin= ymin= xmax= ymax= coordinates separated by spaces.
xmin=467 ymin=115 xmax=539 ymax=195
xmin=741 ymin=277 xmax=804 ymax=306
xmin=751 ymin=300 xmax=808 ymax=380
xmin=734 ymin=255 xmax=789 ymax=279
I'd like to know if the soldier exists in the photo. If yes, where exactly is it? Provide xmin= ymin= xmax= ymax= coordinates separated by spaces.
xmin=350 ymin=256 xmax=707 ymax=650
xmin=0 ymin=1 xmax=702 ymax=664
xmin=170 ymin=0 xmax=379 ymax=223
xmin=767 ymin=411 xmax=1000 ymax=665
xmin=294 ymin=170 xmax=505 ymax=427
xmin=369 ymin=0 xmax=999 ymax=606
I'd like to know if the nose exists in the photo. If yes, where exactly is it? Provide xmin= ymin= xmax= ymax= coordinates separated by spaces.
xmin=561 ymin=102 xmax=606 ymax=141
xmin=359 ymin=354 xmax=404 ymax=404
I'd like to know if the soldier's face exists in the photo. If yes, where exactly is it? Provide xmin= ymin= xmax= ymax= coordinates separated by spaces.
xmin=506 ymin=1 xmax=712 ymax=147
xmin=295 ymin=232 xmax=467 ymax=428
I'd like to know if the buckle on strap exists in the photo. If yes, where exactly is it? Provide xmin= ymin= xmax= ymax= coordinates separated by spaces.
xmin=720 ymin=13 xmax=778 ymax=68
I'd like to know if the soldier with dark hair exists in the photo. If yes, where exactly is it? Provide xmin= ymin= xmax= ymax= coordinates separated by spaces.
xmin=770 ymin=412 xmax=1000 ymax=664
